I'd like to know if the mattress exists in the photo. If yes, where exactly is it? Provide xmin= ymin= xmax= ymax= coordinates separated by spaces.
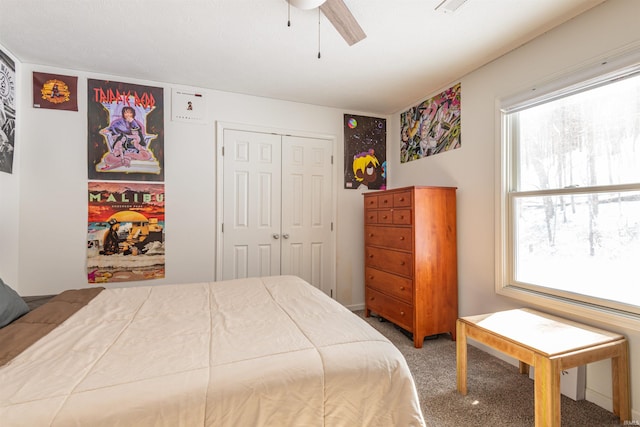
xmin=0 ymin=275 xmax=425 ymax=426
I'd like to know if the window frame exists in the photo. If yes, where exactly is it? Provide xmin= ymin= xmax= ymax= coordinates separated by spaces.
xmin=495 ymin=48 xmax=640 ymax=332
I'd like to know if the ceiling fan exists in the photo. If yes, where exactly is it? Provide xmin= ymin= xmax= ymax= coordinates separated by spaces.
xmin=287 ymin=0 xmax=366 ymax=46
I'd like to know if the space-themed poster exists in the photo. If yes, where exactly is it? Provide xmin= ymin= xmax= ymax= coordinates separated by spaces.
xmin=33 ymin=72 xmax=78 ymax=111
xmin=0 ymin=48 xmax=16 ymax=174
xmin=88 ymin=79 xmax=164 ymax=181
xmin=400 ymin=82 xmax=461 ymax=163
xmin=344 ymin=114 xmax=386 ymax=190
xmin=87 ymin=181 xmax=165 ymax=284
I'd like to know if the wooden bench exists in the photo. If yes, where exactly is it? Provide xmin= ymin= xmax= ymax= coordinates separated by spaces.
xmin=456 ymin=308 xmax=630 ymax=427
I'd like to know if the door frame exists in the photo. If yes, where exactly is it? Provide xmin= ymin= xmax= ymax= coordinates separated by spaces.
xmin=215 ymin=121 xmax=337 ymax=298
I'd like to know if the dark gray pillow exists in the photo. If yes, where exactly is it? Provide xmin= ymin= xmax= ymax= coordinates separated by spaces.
xmin=0 ymin=277 xmax=30 ymax=328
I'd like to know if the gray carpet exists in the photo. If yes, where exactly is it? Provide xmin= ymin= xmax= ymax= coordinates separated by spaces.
xmin=356 ymin=311 xmax=622 ymax=427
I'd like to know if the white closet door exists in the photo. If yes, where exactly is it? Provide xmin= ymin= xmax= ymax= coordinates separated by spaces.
xmin=220 ymin=128 xmax=335 ymax=296
xmin=280 ymin=136 xmax=334 ymax=295
xmin=221 ymin=129 xmax=281 ymax=280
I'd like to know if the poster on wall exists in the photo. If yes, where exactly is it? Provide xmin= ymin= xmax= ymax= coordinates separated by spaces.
xmin=344 ymin=114 xmax=387 ymax=190
xmin=0 ymin=48 xmax=16 ymax=174
xmin=172 ymin=88 xmax=207 ymax=123
xmin=400 ymin=82 xmax=461 ymax=163
xmin=33 ymin=72 xmax=78 ymax=111
xmin=87 ymin=79 xmax=164 ymax=181
xmin=87 ymin=181 xmax=165 ymax=284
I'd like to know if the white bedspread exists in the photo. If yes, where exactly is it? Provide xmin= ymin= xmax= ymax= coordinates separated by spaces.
xmin=0 ymin=275 xmax=425 ymax=426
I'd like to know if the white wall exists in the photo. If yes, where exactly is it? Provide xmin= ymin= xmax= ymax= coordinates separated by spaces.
xmin=7 ymin=61 xmax=378 ymax=304
xmin=389 ymin=0 xmax=640 ymax=418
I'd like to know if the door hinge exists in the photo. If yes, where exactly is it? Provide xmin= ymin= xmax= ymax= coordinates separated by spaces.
xmin=330 ymin=289 xmax=333 ymax=298
xmin=331 ymin=222 xmax=334 ymax=231
xmin=221 ymin=146 xmax=224 ymax=156
xmin=221 ymin=223 xmax=224 ymax=233
xmin=331 ymin=155 xmax=333 ymax=164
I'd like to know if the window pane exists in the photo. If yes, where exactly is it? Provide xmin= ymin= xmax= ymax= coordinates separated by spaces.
xmin=517 ymin=73 xmax=640 ymax=191
xmin=513 ymin=191 xmax=640 ymax=307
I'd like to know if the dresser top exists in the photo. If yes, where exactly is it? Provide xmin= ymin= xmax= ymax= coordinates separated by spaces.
xmin=363 ymin=185 xmax=457 ymax=195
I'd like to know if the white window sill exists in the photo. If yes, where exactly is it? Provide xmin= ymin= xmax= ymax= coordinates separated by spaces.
xmin=496 ymin=285 xmax=640 ymax=334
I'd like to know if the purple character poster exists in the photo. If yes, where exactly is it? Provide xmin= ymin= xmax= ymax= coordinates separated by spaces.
xmin=88 ymin=79 xmax=164 ymax=181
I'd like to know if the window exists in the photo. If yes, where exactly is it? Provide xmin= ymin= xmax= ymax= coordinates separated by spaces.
xmin=499 ymin=56 xmax=640 ymax=325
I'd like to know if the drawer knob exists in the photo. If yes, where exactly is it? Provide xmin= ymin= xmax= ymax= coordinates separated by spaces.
xmin=399 ymin=197 xmax=405 ymax=202
xmin=369 ymin=254 xmax=374 ymax=258
xmin=400 ymin=286 xmax=405 ymax=291
xmin=400 ymin=261 xmax=405 ymax=266
xmin=400 ymin=236 xmax=405 ymax=241
xmin=400 ymin=311 xmax=405 ymax=316
xmin=369 ymin=275 xmax=374 ymax=280
xmin=383 ymin=200 xmax=388 ymax=204
xmin=368 ymin=215 xmax=374 ymax=220
xmin=382 ymin=215 xmax=388 ymax=219
xmin=368 ymin=233 xmax=374 ymax=237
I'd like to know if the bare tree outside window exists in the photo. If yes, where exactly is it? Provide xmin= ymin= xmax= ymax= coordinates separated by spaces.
xmin=506 ymin=72 xmax=640 ymax=312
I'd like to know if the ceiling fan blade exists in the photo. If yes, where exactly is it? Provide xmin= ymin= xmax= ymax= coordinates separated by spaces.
xmin=319 ymin=0 xmax=366 ymax=46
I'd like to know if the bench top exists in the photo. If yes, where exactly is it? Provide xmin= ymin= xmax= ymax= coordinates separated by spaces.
xmin=459 ymin=308 xmax=625 ymax=357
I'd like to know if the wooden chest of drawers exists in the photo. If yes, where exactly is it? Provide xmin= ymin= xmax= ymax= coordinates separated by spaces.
xmin=364 ymin=186 xmax=458 ymax=348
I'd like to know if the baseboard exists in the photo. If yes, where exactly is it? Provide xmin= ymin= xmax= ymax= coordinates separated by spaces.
xmin=585 ymin=388 xmax=613 ymax=412
xmin=346 ymin=303 xmax=365 ymax=311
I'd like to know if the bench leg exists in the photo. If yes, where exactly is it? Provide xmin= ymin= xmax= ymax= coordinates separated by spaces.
xmin=456 ymin=320 xmax=468 ymax=395
xmin=612 ymin=340 xmax=631 ymax=422
xmin=533 ymin=354 xmax=561 ymax=427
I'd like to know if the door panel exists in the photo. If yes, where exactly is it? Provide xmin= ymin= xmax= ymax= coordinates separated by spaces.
xmin=281 ymin=136 xmax=333 ymax=295
xmin=222 ymin=129 xmax=281 ymax=280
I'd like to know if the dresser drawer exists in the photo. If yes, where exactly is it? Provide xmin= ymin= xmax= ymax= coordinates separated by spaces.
xmin=366 ymin=287 xmax=413 ymax=332
xmin=364 ymin=210 xmax=378 ymax=224
xmin=364 ymin=225 xmax=412 ymax=251
xmin=365 ymin=246 xmax=413 ymax=277
xmin=365 ymin=267 xmax=413 ymax=303
xmin=393 ymin=191 xmax=412 ymax=207
xmin=378 ymin=193 xmax=394 ymax=208
xmin=364 ymin=195 xmax=378 ymax=209
xmin=377 ymin=209 xmax=393 ymax=224
xmin=392 ymin=209 xmax=412 ymax=225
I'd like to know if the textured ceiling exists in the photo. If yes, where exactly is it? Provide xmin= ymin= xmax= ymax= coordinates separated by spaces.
xmin=0 ymin=0 xmax=606 ymax=114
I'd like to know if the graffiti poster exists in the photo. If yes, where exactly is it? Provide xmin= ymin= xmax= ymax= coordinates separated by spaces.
xmin=33 ymin=72 xmax=78 ymax=111
xmin=88 ymin=79 xmax=164 ymax=181
xmin=400 ymin=82 xmax=461 ymax=163
xmin=87 ymin=181 xmax=165 ymax=284
xmin=0 ymin=48 xmax=16 ymax=174
xmin=344 ymin=114 xmax=386 ymax=190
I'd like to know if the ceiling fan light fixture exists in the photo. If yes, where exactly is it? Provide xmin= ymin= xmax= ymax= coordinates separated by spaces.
xmin=288 ymin=0 xmax=327 ymax=10
xmin=435 ymin=0 xmax=468 ymax=13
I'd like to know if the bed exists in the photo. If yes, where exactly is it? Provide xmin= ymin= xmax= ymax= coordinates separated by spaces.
xmin=0 ymin=275 xmax=425 ymax=426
